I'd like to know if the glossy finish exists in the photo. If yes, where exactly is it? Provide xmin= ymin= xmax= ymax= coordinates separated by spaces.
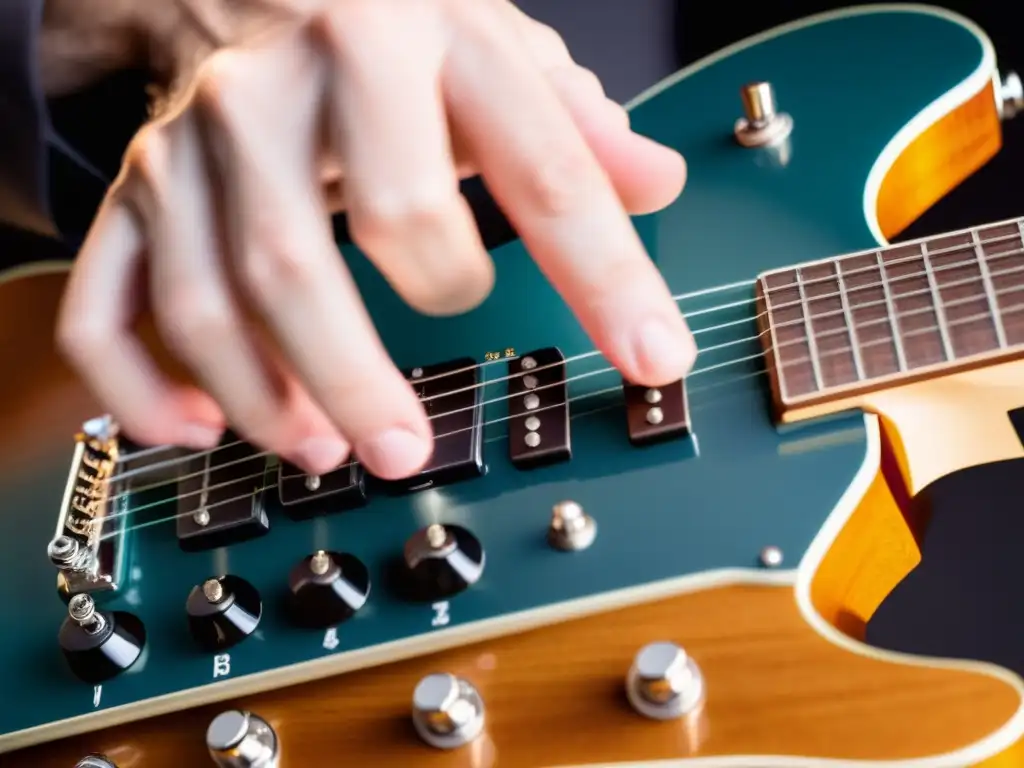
xmin=0 ymin=4 xmax=1009 ymax=760
xmin=16 ymin=586 xmax=1022 ymax=767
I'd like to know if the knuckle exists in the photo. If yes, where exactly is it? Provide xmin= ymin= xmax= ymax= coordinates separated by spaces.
xmin=521 ymin=142 xmax=597 ymax=216
xmin=349 ymin=187 xmax=459 ymax=248
xmin=124 ymin=126 xmax=168 ymax=193
xmin=318 ymin=2 xmax=390 ymax=63
xmin=529 ymin=21 xmax=571 ymax=61
xmin=155 ymin=288 xmax=234 ymax=356
xmin=193 ymin=51 xmax=247 ymax=123
xmin=240 ymin=239 xmax=320 ymax=304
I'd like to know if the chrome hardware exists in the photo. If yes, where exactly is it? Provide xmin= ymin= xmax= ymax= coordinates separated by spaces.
xmin=759 ymin=545 xmax=784 ymax=568
xmin=626 ymin=641 xmax=706 ymax=720
xmin=412 ymin=673 xmax=486 ymax=749
xmin=548 ymin=501 xmax=597 ymax=551
xmin=734 ymin=81 xmax=793 ymax=147
xmin=74 ymin=756 xmax=117 ymax=768
xmin=69 ymin=594 xmax=106 ymax=635
xmin=1000 ymin=71 xmax=1024 ymax=120
xmin=207 ymin=710 xmax=279 ymax=768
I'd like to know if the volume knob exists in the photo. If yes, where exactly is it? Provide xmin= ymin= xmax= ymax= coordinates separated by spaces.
xmin=59 ymin=594 xmax=146 ymax=684
xmin=207 ymin=710 xmax=279 ymax=768
xmin=74 ymin=756 xmax=117 ymax=768
xmin=286 ymin=550 xmax=370 ymax=629
xmin=412 ymin=673 xmax=485 ymax=749
xmin=186 ymin=575 xmax=262 ymax=652
xmin=626 ymin=641 xmax=705 ymax=720
xmin=402 ymin=523 xmax=485 ymax=602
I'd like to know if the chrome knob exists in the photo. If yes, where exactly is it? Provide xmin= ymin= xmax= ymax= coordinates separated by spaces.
xmin=548 ymin=500 xmax=597 ymax=551
xmin=206 ymin=710 xmax=279 ymax=768
xmin=412 ymin=673 xmax=486 ymax=749
xmin=734 ymin=81 xmax=793 ymax=147
xmin=74 ymin=757 xmax=116 ymax=768
xmin=626 ymin=641 xmax=705 ymax=720
xmin=1000 ymin=71 xmax=1024 ymax=120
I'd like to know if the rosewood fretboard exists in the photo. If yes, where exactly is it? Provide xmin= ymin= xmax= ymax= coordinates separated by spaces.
xmin=756 ymin=217 xmax=1024 ymax=417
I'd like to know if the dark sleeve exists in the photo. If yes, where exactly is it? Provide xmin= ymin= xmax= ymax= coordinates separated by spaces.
xmin=0 ymin=0 xmax=54 ymax=237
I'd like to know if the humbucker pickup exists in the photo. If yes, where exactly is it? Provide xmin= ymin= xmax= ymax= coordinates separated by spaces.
xmin=623 ymin=378 xmax=691 ymax=446
xmin=507 ymin=347 xmax=571 ymax=469
xmin=383 ymin=356 xmax=485 ymax=493
xmin=48 ymin=417 xmax=128 ymax=598
xmin=176 ymin=436 xmax=273 ymax=552
xmin=277 ymin=460 xmax=368 ymax=520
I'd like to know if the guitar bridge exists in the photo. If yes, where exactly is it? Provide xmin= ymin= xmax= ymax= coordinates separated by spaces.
xmin=48 ymin=416 xmax=128 ymax=599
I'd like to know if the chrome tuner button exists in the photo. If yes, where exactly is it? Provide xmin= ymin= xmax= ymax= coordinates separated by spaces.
xmin=626 ymin=641 xmax=705 ymax=720
xmin=734 ymin=81 xmax=793 ymax=147
xmin=74 ymin=756 xmax=117 ymax=768
xmin=207 ymin=710 xmax=279 ymax=768
xmin=412 ymin=673 xmax=486 ymax=749
xmin=548 ymin=501 xmax=597 ymax=551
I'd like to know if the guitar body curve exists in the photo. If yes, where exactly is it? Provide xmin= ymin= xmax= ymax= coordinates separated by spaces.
xmin=3 ymin=4 xmax=1023 ymax=766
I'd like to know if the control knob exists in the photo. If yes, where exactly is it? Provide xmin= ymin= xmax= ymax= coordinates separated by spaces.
xmin=411 ymin=673 xmax=485 ymax=749
xmin=74 ymin=757 xmax=117 ymax=768
xmin=402 ymin=523 xmax=484 ymax=602
xmin=625 ymin=641 xmax=705 ymax=720
xmin=207 ymin=710 xmax=279 ymax=768
xmin=287 ymin=550 xmax=371 ymax=629
xmin=59 ymin=594 xmax=146 ymax=684
xmin=186 ymin=575 xmax=262 ymax=652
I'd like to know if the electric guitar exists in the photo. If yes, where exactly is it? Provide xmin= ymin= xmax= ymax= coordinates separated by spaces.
xmin=4 ymin=5 xmax=1024 ymax=767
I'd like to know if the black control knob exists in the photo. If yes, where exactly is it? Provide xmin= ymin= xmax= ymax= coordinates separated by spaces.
xmin=186 ymin=575 xmax=262 ymax=652
xmin=402 ymin=523 xmax=485 ymax=601
xmin=59 ymin=594 xmax=146 ymax=684
xmin=287 ymin=550 xmax=371 ymax=629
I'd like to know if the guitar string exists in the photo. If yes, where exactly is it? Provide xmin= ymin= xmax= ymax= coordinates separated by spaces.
xmin=103 ymin=253 xmax=1024 ymax=505
xmin=100 ymin=366 xmax=769 ymax=539
xmin=106 ymin=228 xmax=1024 ymax=474
xmin=103 ymin=239 xmax=1024 ymax=488
xmin=99 ymin=287 xmax=1024 ymax=533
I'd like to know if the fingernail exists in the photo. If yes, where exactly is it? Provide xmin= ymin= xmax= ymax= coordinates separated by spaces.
xmin=357 ymin=427 xmax=431 ymax=480
xmin=296 ymin=436 xmax=348 ymax=475
xmin=180 ymin=423 xmax=223 ymax=449
xmin=632 ymin=317 xmax=697 ymax=382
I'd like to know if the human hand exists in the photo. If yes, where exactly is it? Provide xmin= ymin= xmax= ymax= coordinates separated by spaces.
xmin=57 ymin=0 xmax=696 ymax=481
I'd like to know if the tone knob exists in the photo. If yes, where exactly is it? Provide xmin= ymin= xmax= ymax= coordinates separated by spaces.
xmin=207 ymin=710 xmax=279 ymax=768
xmin=287 ymin=550 xmax=370 ymax=629
xmin=411 ymin=673 xmax=485 ymax=749
xmin=402 ymin=523 xmax=485 ymax=602
xmin=186 ymin=575 xmax=262 ymax=652
xmin=626 ymin=641 xmax=705 ymax=720
xmin=59 ymin=594 xmax=146 ymax=684
xmin=74 ymin=756 xmax=117 ymax=768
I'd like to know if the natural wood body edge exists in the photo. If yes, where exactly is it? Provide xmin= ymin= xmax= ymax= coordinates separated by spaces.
xmin=14 ymin=583 xmax=1021 ymax=768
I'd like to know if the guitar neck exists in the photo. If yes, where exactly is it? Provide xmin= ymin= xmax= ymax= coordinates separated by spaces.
xmin=758 ymin=217 xmax=1024 ymax=422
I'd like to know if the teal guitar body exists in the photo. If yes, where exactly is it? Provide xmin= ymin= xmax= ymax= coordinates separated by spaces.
xmin=2 ymin=5 xmax=1022 ymax=764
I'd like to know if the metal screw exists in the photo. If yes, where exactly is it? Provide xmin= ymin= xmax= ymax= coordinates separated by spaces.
xmin=548 ymin=500 xmax=597 ymax=551
xmin=194 ymin=508 xmax=211 ymax=526
xmin=645 ymin=388 xmax=662 ymax=404
xmin=523 ymin=374 xmax=539 ymax=389
xmin=304 ymin=474 xmax=321 ymax=492
xmin=646 ymin=407 xmax=664 ymax=425
xmin=310 ymin=550 xmax=331 ymax=576
xmin=524 ymin=416 xmax=540 ymax=431
xmin=521 ymin=356 xmax=537 ymax=370
xmin=412 ymin=368 xmax=424 ymax=378
xmin=69 ymin=593 xmax=105 ymax=633
xmin=203 ymin=578 xmax=225 ymax=603
xmin=524 ymin=432 xmax=541 ymax=448
xmin=524 ymin=394 xmax=540 ymax=410
xmin=759 ymin=545 xmax=784 ymax=568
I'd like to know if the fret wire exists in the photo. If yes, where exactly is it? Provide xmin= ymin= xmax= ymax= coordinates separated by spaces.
xmin=919 ymin=243 xmax=955 ymax=362
xmin=794 ymin=267 xmax=825 ymax=390
xmin=832 ymin=261 xmax=865 ymax=381
xmin=758 ymin=279 xmax=792 ymax=401
xmin=875 ymin=251 xmax=908 ymax=372
xmin=971 ymin=227 xmax=1008 ymax=349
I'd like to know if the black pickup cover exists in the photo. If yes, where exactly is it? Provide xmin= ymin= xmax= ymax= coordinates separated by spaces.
xmin=382 ymin=356 xmax=485 ymax=493
xmin=622 ymin=378 xmax=690 ymax=447
xmin=507 ymin=347 xmax=571 ymax=469
xmin=277 ymin=460 xmax=367 ymax=521
xmin=1011 ymin=408 xmax=1024 ymax=447
xmin=176 ymin=435 xmax=271 ymax=552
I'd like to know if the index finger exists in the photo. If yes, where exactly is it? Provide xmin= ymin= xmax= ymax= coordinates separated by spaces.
xmin=445 ymin=24 xmax=695 ymax=387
